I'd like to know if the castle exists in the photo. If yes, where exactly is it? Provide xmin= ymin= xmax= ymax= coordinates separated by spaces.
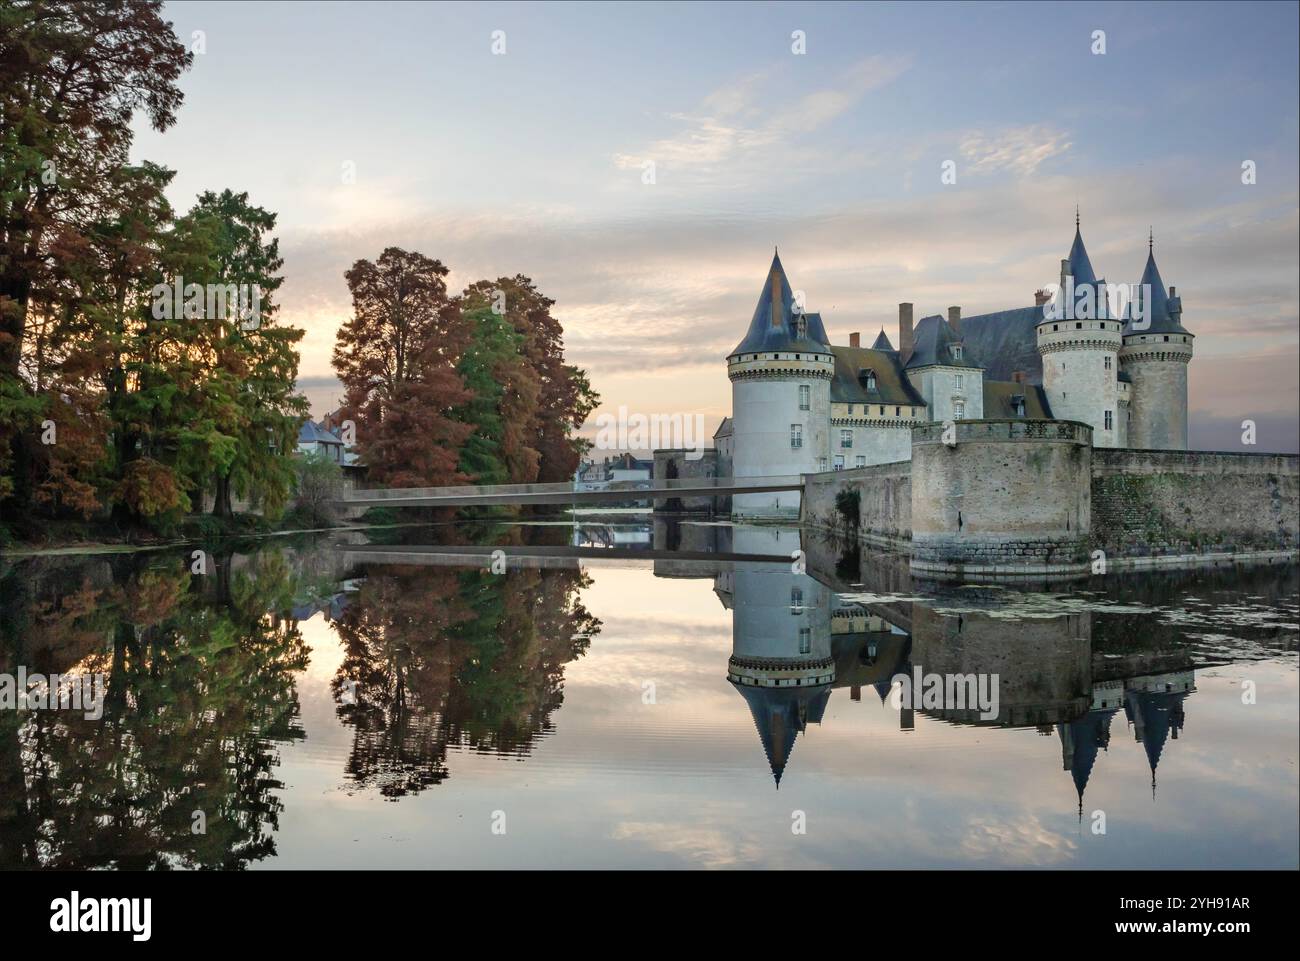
xmin=723 ymin=219 xmax=1194 ymax=518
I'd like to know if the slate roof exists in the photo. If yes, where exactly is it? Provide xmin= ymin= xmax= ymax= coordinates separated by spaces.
xmin=830 ymin=345 xmax=926 ymax=408
xmin=982 ymin=380 xmax=1054 ymax=419
xmin=731 ymin=681 xmax=832 ymax=787
xmin=713 ymin=416 xmax=733 ymax=439
xmin=298 ymin=421 xmax=343 ymax=446
xmin=870 ymin=329 xmax=894 ymax=350
xmin=960 ymin=306 xmax=1045 ymax=384
xmin=729 ymin=251 xmax=833 ymax=357
xmin=1067 ymin=226 xmax=1098 ymax=286
xmin=904 ymin=314 xmax=983 ymax=371
xmin=1123 ymin=248 xmax=1191 ymax=337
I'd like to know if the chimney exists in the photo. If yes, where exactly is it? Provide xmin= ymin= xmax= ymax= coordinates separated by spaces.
xmin=849 ymin=331 xmax=860 ymax=348
xmin=1034 ymin=288 xmax=1050 ymax=306
xmin=1060 ymin=258 xmax=1070 ymax=287
xmin=1011 ymin=369 xmax=1025 ymax=384
xmin=899 ymin=303 xmax=914 ymax=364
xmin=947 ymin=305 xmax=961 ymax=335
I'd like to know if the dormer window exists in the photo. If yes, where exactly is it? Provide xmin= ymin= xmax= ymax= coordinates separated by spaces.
xmin=860 ymin=369 xmax=876 ymax=390
xmin=951 ymin=344 xmax=962 ymax=361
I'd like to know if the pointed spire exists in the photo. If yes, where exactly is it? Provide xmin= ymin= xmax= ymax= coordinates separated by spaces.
xmin=1076 ymin=203 xmax=1080 ymax=230
xmin=1067 ymin=216 xmax=1097 ymax=286
xmin=1148 ymin=226 xmax=1154 ymax=253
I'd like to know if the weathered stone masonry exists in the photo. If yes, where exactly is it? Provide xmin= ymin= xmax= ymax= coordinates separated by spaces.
xmin=1091 ymin=448 xmax=1298 ymax=561
xmin=802 ymin=424 xmax=1299 ymax=575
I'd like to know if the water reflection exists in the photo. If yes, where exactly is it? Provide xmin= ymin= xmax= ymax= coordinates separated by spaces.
xmin=0 ymin=518 xmax=1294 ymax=868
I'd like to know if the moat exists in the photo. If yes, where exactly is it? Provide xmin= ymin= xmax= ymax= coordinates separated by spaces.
xmin=2 ymin=520 xmax=1296 ymax=869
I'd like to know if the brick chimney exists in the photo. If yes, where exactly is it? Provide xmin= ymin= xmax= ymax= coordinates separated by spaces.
xmin=1011 ymin=369 xmax=1025 ymax=384
xmin=849 ymin=331 xmax=860 ymax=348
xmin=947 ymin=305 xmax=961 ymax=335
xmin=899 ymin=303 xmax=914 ymax=364
xmin=1034 ymin=288 xmax=1050 ymax=306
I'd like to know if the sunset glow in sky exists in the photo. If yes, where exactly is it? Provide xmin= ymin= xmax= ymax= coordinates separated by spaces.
xmin=135 ymin=1 xmax=1300 ymax=451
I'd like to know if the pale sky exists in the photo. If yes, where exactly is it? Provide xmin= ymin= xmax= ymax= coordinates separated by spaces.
xmin=133 ymin=1 xmax=1300 ymax=452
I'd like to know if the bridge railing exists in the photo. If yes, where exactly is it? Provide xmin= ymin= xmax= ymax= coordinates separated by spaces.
xmin=341 ymin=475 xmax=803 ymax=501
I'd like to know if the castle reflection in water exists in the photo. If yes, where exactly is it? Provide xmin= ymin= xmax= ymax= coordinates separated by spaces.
xmin=647 ymin=521 xmax=1195 ymax=809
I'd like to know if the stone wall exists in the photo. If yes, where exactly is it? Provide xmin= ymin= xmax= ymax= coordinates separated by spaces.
xmin=801 ymin=461 xmax=912 ymax=549
xmin=1091 ymin=448 xmax=1299 ymax=564
xmin=652 ymin=448 xmax=720 ymax=513
xmin=910 ymin=419 xmax=1092 ymax=577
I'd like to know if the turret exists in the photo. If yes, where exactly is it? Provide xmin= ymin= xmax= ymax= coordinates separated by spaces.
xmin=726 ymin=528 xmax=834 ymax=787
xmin=727 ymin=250 xmax=834 ymax=518
xmin=1036 ymin=214 xmax=1123 ymax=446
xmin=1119 ymin=234 xmax=1193 ymax=450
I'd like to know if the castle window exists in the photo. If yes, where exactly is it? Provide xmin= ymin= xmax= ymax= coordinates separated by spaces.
xmin=956 ymin=374 xmax=964 ymax=390
xmin=791 ymin=587 xmax=804 ymax=613
xmin=817 ymin=457 xmax=827 ymax=472
xmin=1076 ymin=322 xmax=1083 ymax=329
xmin=795 ymin=354 xmax=801 ymax=360
xmin=1053 ymin=324 xmax=1059 ymax=332
xmin=798 ymin=628 xmax=811 ymax=655
xmin=866 ymin=370 xmax=876 ymax=390
xmin=855 ymin=455 xmax=866 ymax=468
xmin=799 ymin=384 xmax=810 ymax=410
xmin=1105 ymin=356 xmax=1112 ymax=371
xmin=879 ymin=405 xmax=886 ymax=415
xmin=895 ymin=406 xmax=901 ymax=416
xmin=954 ymin=400 xmax=966 ymax=419
xmin=833 ymin=454 xmax=844 ymax=470
xmin=790 ymin=424 xmax=803 ymax=449
xmin=951 ymin=345 xmax=962 ymax=360
xmin=840 ymin=429 xmax=852 ymax=449
xmin=1163 ymin=335 xmax=1170 ymax=342
xmin=1105 ymin=410 xmax=1113 ymax=430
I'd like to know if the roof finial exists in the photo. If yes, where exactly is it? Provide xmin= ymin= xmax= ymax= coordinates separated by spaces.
xmin=1075 ymin=204 xmax=1080 ymax=230
xmin=1148 ymin=226 xmax=1154 ymax=253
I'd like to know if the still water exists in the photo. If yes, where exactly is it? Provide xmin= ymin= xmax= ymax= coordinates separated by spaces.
xmin=2 ymin=520 xmax=1296 ymax=869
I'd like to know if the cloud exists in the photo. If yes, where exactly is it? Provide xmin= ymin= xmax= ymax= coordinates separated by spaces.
xmin=612 ymin=55 xmax=912 ymax=182
xmin=959 ymin=124 xmax=1073 ymax=177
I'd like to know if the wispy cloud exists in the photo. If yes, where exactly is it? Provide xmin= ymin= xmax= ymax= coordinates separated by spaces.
xmin=959 ymin=124 xmax=1073 ymax=177
xmin=612 ymin=55 xmax=912 ymax=181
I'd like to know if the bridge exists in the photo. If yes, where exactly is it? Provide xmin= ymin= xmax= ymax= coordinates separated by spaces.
xmin=337 ymin=475 xmax=803 ymax=508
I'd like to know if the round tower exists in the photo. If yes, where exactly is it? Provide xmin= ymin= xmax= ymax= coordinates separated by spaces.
xmin=727 ymin=251 xmax=834 ymax=518
xmin=1119 ymin=236 xmax=1193 ymax=450
xmin=1036 ymin=217 xmax=1123 ymax=447
xmin=726 ymin=527 xmax=834 ymax=787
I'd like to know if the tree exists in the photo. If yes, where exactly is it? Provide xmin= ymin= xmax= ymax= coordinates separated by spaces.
xmin=461 ymin=276 xmax=599 ymax=483
xmin=452 ymin=303 xmax=527 ymax=485
xmin=292 ymin=450 xmax=343 ymax=527
xmin=0 ymin=0 xmax=191 ymax=509
xmin=177 ymin=190 xmax=307 ymax=518
xmin=332 ymin=248 xmax=473 ymax=488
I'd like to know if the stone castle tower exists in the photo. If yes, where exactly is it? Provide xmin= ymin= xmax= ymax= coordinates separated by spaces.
xmin=1120 ymin=237 xmax=1194 ymax=449
xmin=727 ymin=251 xmax=834 ymax=517
xmin=1036 ymin=217 xmax=1125 ymax=447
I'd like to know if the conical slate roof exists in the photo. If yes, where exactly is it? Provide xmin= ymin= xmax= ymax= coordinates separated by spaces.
xmin=1123 ymin=247 xmax=1190 ymax=336
xmin=729 ymin=251 xmax=833 ymax=357
xmin=731 ymin=681 xmax=832 ymax=788
xmin=871 ymin=328 xmax=894 ymax=350
xmin=1067 ymin=226 xmax=1098 ymax=286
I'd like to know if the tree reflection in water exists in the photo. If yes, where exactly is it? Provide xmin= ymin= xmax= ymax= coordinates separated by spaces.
xmin=0 ymin=550 xmax=309 ymax=869
xmin=329 ymin=560 xmax=600 ymax=799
